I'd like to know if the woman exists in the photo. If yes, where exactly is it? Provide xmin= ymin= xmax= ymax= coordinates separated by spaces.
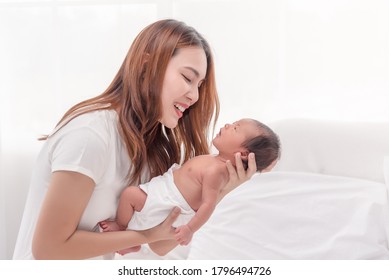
xmin=13 ymin=19 xmax=256 ymax=260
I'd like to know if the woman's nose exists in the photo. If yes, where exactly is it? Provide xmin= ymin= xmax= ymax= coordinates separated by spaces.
xmin=186 ymin=87 xmax=199 ymax=105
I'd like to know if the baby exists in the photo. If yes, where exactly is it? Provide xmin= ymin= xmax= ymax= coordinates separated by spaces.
xmin=99 ymin=118 xmax=280 ymax=255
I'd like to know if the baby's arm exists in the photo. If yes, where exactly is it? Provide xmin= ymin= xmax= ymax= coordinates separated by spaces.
xmin=175 ymin=169 xmax=225 ymax=245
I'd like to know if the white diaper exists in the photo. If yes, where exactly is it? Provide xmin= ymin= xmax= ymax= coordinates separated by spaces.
xmin=127 ymin=164 xmax=195 ymax=230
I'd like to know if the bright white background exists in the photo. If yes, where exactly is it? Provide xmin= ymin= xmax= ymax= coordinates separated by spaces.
xmin=0 ymin=0 xmax=388 ymax=260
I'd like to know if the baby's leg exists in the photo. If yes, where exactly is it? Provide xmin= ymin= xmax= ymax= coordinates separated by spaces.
xmin=100 ymin=186 xmax=147 ymax=232
xmin=117 ymin=185 xmax=147 ymax=227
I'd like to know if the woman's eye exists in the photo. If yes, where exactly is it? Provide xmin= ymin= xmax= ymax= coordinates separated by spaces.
xmin=182 ymin=74 xmax=192 ymax=83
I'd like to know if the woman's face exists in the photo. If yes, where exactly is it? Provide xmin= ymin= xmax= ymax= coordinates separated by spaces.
xmin=160 ymin=47 xmax=207 ymax=128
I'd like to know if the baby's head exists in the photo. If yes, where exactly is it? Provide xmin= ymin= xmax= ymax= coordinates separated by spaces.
xmin=241 ymin=119 xmax=280 ymax=172
xmin=213 ymin=118 xmax=280 ymax=172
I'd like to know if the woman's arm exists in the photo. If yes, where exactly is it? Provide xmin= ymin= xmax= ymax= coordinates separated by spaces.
xmin=32 ymin=171 xmax=179 ymax=259
xmin=217 ymin=152 xmax=257 ymax=203
xmin=148 ymin=240 xmax=179 ymax=256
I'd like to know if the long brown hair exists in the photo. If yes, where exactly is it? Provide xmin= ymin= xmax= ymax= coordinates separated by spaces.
xmin=42 ymin=19 xmax=219 ymax=184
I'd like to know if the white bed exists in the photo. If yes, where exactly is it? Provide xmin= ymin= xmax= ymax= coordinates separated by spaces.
xmin=119 ymin=118 xmax=389 ymax=260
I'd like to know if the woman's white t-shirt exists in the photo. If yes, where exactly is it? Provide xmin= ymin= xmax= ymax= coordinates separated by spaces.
xmin=13 ymin=110 xmax=134 ymax=259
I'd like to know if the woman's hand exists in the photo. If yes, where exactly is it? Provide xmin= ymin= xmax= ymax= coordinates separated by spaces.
xmin=218 ymin=152 xmax=257 ymax=203
xmin=143 ymin=207 xmax=182 ymax=256
xmin=142 ymin=207 xmax=181 ymax=242
xmin=101 ymin=207 xmax=182 ymax=257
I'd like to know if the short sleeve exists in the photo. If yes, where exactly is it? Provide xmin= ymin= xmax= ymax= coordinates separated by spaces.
xmin=49 ymin=128 xmax=109 ymax=184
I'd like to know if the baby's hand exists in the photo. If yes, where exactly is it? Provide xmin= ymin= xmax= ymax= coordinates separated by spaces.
xmin=174 ymin=225 xmax=193 ymax=245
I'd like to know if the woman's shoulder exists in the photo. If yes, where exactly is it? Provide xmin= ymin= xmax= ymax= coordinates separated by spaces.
xmin=64 ymin=110 xmax=117 ymax=132
xmin=72 ymin=109 xmax=117 ymax=127
xmin=49 ymin=109 xmax=119 ymax=142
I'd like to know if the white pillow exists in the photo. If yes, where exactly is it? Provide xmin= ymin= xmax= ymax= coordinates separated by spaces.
xmin=187 ymin=172 xmax=389 ymax=259
xmin=271 ymin=119 xmax=389 ymax=183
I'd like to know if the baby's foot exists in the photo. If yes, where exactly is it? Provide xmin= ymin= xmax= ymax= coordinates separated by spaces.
xmin=99 ymin=220 xmax=123 ymax=232
xmin=116 ymin=246 xmax=141 ymax=256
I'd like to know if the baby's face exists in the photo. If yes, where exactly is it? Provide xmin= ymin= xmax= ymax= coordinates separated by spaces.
xmin=212 ymin=119 xmax=261 ymax=154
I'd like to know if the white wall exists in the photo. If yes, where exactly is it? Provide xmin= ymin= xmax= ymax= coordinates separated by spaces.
xmin=1 ymin=0 xmax=389 ymax=259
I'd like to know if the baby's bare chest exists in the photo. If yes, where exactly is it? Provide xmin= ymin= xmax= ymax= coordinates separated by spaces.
xmin=173 ymin=166 xmax=203 ymax=210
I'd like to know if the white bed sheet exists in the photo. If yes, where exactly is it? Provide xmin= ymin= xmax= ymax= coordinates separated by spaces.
xmin=187 ymin=171 xmax=389 ymax=259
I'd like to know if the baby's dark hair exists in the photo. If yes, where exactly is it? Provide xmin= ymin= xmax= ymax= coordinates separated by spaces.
xmin=242 ymin=120 xmax=281 ymax=172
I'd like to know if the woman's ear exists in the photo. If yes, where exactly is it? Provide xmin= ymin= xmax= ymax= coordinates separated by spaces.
xmin=142 ymin=53 xmax=150 ymax=66
xmin=141 ymin=53 xmax=150 ymax=79
xmin=143 ymin=53 xmax=150 ymax=61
